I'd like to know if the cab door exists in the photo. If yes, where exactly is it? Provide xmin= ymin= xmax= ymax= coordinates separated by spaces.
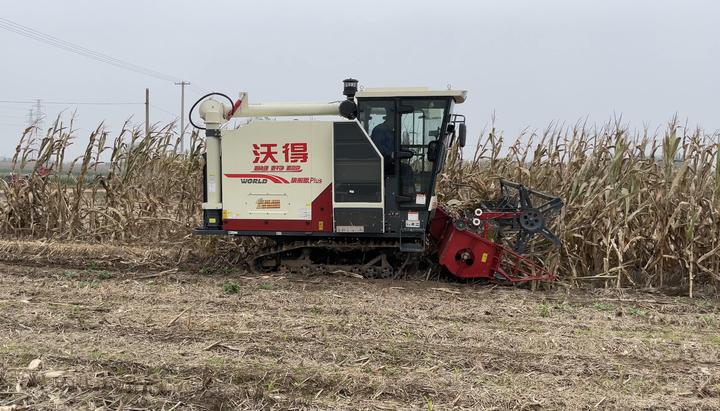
xmin=356 ymin=97 xmax=449 ymax=234
xmin=397 ymin=99 xmax=450 ymax=210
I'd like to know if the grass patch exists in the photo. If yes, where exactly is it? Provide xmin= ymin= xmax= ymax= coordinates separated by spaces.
xmin=425 ymin=397 xmax=434 ymax=411
xmin=206 ymin=356 xmax=226 ymax=367
xmin=699 ymin=315 xmax=716 ymax=327
xmin=258 ymin=283 xmax=274 ymax=290
xmin=593 ymin=302 xmax=615 ymax=312
xmin=627 ymin=307 xmax=647 ymax=317
xmin=200 ymin=265 xmax=236 ymax=276
xmin=614 ymin=329 xmax=685 ymax=343
xmin=95 ymin=270 xmax=113 ymax=280
xmin=78 ymin=280 xmax=100 ymax=289
xmin=85 ymin=261 xmax=102 ymax=270
xmin=554 ymin=302 xmax=574 ymax=313
xmin=63 ymin=270 xmax=79 ymax=279
xmin=538 ymin=303 xmax=551 ymax=318
xmin=223 ymin=282 xmax=241 ymax=294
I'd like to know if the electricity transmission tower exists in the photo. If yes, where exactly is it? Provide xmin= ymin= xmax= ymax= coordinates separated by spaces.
xmin=35 ymin=99 xmax=44 ymax=132
xmin=25 ymin=99 xmax=44 ymax=136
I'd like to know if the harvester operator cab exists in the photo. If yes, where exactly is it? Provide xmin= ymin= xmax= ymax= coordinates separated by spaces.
xmin=355 ymin=90 xmax=466 ymax=211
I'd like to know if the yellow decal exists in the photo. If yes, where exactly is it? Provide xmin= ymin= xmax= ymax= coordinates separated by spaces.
xmin=256 ymin=199 xmax=281 ymax=209
xmin=209 ymin=218 xmax=217 ymax=224
xmin=481 ymin=253 xmax=488 ymax=263
xmin=318 ymin=221 xmax=324 ymax=230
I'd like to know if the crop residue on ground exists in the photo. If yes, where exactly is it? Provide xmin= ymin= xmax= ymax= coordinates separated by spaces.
xmin=0 ymin=263 xmax=718 ymax=410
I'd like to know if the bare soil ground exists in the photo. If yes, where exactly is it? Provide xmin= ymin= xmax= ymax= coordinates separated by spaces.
xmin=0 ymin=262 xmax=718 ymax=410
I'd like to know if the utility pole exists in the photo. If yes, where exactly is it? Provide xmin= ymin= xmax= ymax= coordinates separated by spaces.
xmin=175 ymin=81 xmax=190 ymax=152
xmin=145 ymin=88 xmax=150 ymax=137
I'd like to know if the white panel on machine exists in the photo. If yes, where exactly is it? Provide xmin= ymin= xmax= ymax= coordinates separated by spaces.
xmin=220 ymin=121 xmax=333 ymax=221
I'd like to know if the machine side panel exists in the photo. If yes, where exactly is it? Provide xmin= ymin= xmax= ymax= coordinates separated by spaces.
xmin=223 ymin=184 xmax=332 ymax=232
xmin=221 ymin=121 xmax=333 ymax=232
xmin=334 ymin=208 xmax=384 ymax=233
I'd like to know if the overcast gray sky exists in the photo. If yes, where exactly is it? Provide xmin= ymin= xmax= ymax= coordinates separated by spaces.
xmin=1 ymin=0 xmax=718 ymax=157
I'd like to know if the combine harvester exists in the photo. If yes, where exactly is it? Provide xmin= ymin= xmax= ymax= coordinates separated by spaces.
xmin=191 ymin=79 xmax=562 ymax=282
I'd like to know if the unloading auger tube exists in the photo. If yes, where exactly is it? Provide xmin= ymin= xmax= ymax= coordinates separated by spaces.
xmin=189 ymin=78 xmax=563 ymax=283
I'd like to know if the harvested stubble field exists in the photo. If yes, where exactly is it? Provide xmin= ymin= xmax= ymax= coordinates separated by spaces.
xmin=0 ymin=262 xmax=718 ymax=410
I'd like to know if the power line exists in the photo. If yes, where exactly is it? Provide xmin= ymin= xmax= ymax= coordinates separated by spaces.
xmin=0 ymin=100 xmax=141 ymax=105
xmin=189 ymin=84 xmax=213 ymax=96
xmin=0 ymin=17 xmax=180 ymax=82
xmin=150 ymin=104 xmax=178 ymax=117
xmin=0 ymin=17 xmax=182 ymax=83
xmin=0 ymin=105 xmax=30 ymax=111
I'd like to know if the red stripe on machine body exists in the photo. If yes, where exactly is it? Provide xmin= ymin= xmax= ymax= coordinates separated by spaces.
xmin=223 ymin=184 xmax=332 ymax=232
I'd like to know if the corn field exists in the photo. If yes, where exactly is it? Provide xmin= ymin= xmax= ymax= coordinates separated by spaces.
xmin=1 ymin=115 xmax=718 ymax=293
xmin=0 ymin=116 xmax=204 ymax=242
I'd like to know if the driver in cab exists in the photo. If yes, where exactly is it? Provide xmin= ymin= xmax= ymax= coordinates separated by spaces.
xmin=370 ymin=109 xmax=395 ymax=173
xmin=370 ymin=108 xmax=415 ymax=196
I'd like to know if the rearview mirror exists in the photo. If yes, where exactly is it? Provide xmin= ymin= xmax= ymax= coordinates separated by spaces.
xmin=458 ymin=123 xmax=467 ymax=147
xmin=427 ymin=141 xmax=439 ymax=162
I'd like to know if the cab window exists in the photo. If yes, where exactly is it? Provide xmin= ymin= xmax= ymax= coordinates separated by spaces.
xmin=357 ymin=99 xmax=396 ymax=175
xmin=398 ymin=99 xmax=449 ymax=203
